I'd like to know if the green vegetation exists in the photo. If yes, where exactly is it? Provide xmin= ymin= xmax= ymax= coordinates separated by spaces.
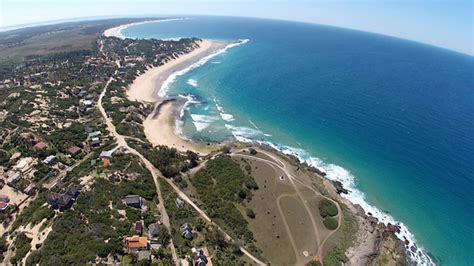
xmin=11 ymin=193 xmax=48 ymax=231
xmin=246 ymin=208 xmax=256 ymax=219
xmin=11 ymin=233 xmax=32 ymax=264
xmin=0 ymin=149 xmax=9 ymax=164
xmin=323 ymin=217 xmax=338 ymax=230
xmin=323 ymin=245 xmax=349 ymax=266
xmin=318 ymin=199 xmax=338 ymax=218
xmin=27 ymin=154 xmax=159 ymax=264
xmin=0 ymin=18 xmax=145 ymax=64
xmin=192 ymin=156 xmax=258 ymax=242
xmin=45 ymin=122 xmax=86 ymax=152
xmin=135 ymin=143 xmax=198 ymax=177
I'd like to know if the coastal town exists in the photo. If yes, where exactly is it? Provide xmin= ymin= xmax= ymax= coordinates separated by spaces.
xmin=0 ymin=19 xmax=414 ymax=265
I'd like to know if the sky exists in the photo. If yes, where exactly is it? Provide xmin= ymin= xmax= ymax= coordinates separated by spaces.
xmin=0 ymin=0 xmax=472 ymax=55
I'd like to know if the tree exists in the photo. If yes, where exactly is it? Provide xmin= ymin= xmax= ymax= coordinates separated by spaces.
xmin=207 ymin=227 xmax=227 ymax=249
xmin=318 ymin=199 xmax=338 ymax=218
xmin=323 ymin=217 xmax=338 ymax=230
xmin=0 ymin=149 xmax=9 ymax=164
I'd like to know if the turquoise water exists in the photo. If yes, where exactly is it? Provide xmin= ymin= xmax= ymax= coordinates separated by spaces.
xmin=122 ymin=17 xmax=474 ymax=265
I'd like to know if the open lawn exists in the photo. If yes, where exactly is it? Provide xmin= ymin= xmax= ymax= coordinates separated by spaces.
xmin=232 ymin=147 xmax=352 ymax=265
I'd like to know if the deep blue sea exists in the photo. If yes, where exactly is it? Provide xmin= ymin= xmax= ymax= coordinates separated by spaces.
xmin=122 ymin=16 xmax=474 ymax=265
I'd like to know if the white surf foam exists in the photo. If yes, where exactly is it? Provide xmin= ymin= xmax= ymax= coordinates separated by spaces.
xmin=234 ymin=136 xmax=434 ymax=265
xmin=112 ymin=18 xmax=188 ymax=39
xmin=187 ymin=78 xmax=198 ymax=87
xmin=190 ymin=114 xmax=219 ymax=132
xmin=158 ymin=39 xmax=250 ymax=97
xmin=215 ymin=102 xmax=235 ymax=121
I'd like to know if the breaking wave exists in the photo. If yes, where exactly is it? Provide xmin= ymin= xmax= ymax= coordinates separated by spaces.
xmin=158 ymin=39 xmax=250 ymax=97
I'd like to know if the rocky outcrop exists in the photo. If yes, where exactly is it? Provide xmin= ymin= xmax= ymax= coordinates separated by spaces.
xmin=331 ymin=180 xmax=349 ymax=195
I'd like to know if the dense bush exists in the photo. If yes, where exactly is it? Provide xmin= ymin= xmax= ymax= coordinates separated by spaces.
xmin=137 ymin=144 xmax=198 ymax=177
xmin=193 ymin=156 xmax=256 ymax=241
xmin=323 ymin=246 xmax=348 ymax=266
xmin=0 ymin=149 xmax=9 ymax=164
xmin=323 ymin=217 xmax=338 ymax=230
xmin=11 ymin=233 xmax=32 ymax=264
xmin=318 ymin=199 xmax=338 ymax=218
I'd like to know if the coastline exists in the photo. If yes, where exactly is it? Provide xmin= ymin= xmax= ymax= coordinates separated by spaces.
xmin=124 ymin=38 xmax=232 ymax=154
xmin=103 ymin=18 xmax=185 ymax=39
xmin=103 ymin=21 xmax=433 ymax=265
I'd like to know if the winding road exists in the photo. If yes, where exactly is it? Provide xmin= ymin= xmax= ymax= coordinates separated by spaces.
xmin=97 ymin=62 xmax=265 ymax=265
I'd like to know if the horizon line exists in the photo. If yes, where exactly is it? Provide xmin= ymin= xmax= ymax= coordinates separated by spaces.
xmin=1 ymin=14 xmax=472 ymax=57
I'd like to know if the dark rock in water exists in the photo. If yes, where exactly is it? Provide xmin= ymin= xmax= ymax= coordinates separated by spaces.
xmin=368 ymin=216 xmax=379 ymax=225
xmin=410 ymin=246 xmax=417 ymax=253
xmin=386 ymin=223 xmax=401 ymax=233
xmin=308 ymin=165 xmax=327 ymax=176
xmin=331 ymin=180 xmax=349 ymax=194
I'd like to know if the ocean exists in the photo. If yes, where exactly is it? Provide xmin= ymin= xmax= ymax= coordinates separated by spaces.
xmin=121 ymin=16 xmax=474 ymax=265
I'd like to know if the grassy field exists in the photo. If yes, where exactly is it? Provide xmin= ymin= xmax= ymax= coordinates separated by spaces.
xmin=231 ymin=147 xmax=356 ymax=265
xmin=235 ymin=152 xmax=321 ymax=265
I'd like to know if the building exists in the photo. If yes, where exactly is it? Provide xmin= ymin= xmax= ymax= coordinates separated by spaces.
xmin=88 ymin=131 xmax=102 ymax=139
xmin=101 ymin=158 xmax=110 ymax=167
xmin=134 ymin=221 xmax=144 ymax=235
xmin=34 ymin=142 xmax=48 ymax=150
xmin=67 ymin=146 xmax=81 ymax=156
xmin=193 ymin=249 xmax=208 ymax=266
xmin=14 ymin=157 xmax=34 ymax=173
xmin=46 ymin=186 xmax=80 ymax=210
xmin=43 ymin=155 xmax=56 ymax=165
xmin=0 ymin=195 xmax=9 ymax=211
xmin=7 ymin=172 xmax=22 ymax=184
xmin=0 ymin=202 xmax=8 ymax=211
xmin=83 ymin=100 xmax=93 ymax=107
xmin=125 ymin=236 xmax=148 ymax=253
xmin=181 ymin=223 xmax=193 ymax=240
xmin=90 ymin=138 xmax=101 ymax=147
xmin=123 ymin=195 xmax=142 ymax=208
xmin=99 ymin=150 xmax=114 ymax=159
xmin=148 ymin=223 xmax=160 ymax=239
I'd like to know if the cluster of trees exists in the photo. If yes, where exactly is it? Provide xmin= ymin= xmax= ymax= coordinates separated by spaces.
xmin=45 ymin=122 xmax=86 ymax=152
xmin=192 ymin=156 xmax=258 ymax=242
xmin=137 ymin=143 xmax=198 ymax=177
xmin=318 ymin=198 xmax=339 ymax=230
xmin=25 ymin=154 xmax=160 ymax=264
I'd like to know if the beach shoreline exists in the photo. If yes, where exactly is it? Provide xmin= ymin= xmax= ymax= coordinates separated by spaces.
xmin=103 ymin=18 xmax=185 ymax=39
xmin=122 ymin=36 xmax=232 ymax=154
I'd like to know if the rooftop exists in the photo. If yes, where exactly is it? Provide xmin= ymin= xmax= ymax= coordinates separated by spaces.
xmin=126 ymin=236 xmax=148 ymax=249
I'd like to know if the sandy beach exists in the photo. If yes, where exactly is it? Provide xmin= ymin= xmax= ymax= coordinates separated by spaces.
xmin=103 ymin=19 xmax=182 ymax=38
xmin=127 ymin=39 xmax=222 ymax=102
xmin=124 ymin=38 xmax=231 ymax=154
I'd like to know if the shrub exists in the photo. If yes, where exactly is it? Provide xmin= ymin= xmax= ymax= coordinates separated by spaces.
xmin=248 ymin=148 xmax=257 ymax=155
xmin=246 ymin=208 xmax=256 ymax=219
xmin=318 ymin=199 xmax=338 ymax=218
xmin=323 ymin=217 xmax=338 ymax=230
